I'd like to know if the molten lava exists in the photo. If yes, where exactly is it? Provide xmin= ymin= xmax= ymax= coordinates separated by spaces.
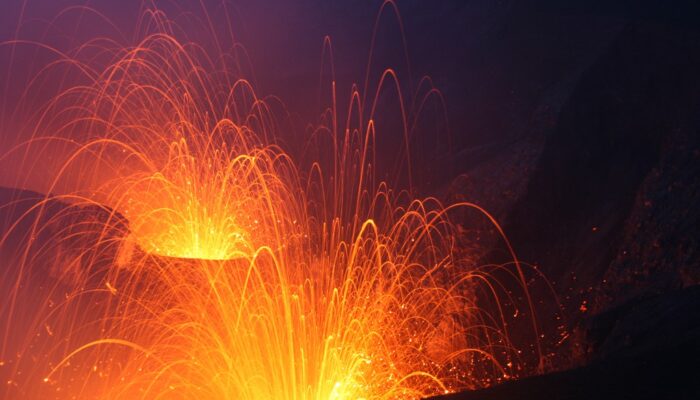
xmin=115 ymin=136 xmax=276 ymax=261
xmin=0 ymin=3 xmax=542 ymax=399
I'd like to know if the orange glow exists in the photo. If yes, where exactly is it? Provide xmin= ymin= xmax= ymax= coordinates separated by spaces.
xmin=0 ymin=3 xmax=542 ymax=399
xmin=110 ymin=131 xmax=277 ymax=261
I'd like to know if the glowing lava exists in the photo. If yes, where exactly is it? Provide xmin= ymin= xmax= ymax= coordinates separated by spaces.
xmin=0 ymin=3 xmax=542 ymax=399
xmin=113 ymin=133 xmax=282 ymax=261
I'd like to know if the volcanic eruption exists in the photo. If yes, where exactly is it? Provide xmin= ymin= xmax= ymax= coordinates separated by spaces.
xmin=0 ymin=2 xmax=547 ymax=399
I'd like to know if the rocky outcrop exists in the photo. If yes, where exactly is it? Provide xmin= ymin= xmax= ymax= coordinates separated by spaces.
xmin=429 ymin=285 xmax=700 ymax=400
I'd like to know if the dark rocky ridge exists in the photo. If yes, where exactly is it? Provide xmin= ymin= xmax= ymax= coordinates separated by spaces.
xmin=435 ymin=2 xmax=700 ymax=398
xmin=504 ymin=21 xmax=700 ymax=315
xmin=431 ymin=286 xmax=700 ymax=400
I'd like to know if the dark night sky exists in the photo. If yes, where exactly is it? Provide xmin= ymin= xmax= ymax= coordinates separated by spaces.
xmin=0 ymin=0 xmax=696 ymax=194
xmin=1 ymin=0 xmax=694 ymax=144
xmin=0 ymin=0 xmax=627 ymax=192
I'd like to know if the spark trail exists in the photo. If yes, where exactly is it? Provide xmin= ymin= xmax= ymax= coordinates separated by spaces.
xmin=0 ymin=3 xmax=542 ymax=399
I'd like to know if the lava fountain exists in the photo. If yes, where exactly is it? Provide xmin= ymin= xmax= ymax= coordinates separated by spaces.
xmin=0 ymin=2 xmax=542 ymax=399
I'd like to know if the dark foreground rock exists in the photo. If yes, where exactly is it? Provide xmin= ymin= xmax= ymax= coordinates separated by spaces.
xmin=430 ymin=285 xmax=700 ymax=400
